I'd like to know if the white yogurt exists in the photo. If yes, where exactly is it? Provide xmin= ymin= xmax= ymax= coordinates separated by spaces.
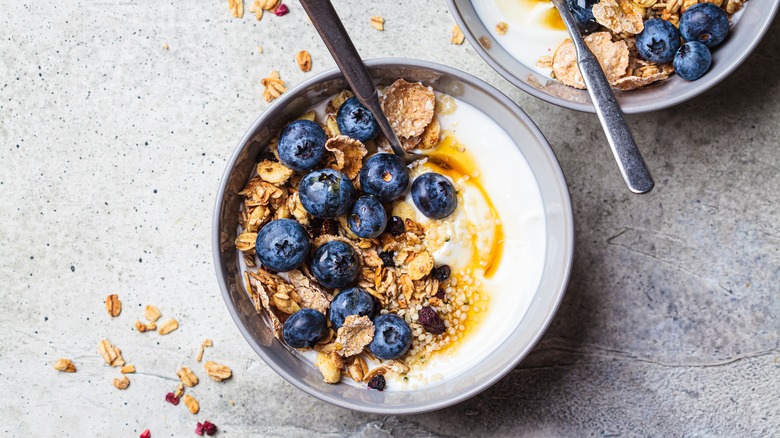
xmin=474 ymin=0 xmax=568 ymax=76
xmin=392 ymin=96 xmax=546 ymax=389
xmin=238 ymin=92 xmax=547 ymax=390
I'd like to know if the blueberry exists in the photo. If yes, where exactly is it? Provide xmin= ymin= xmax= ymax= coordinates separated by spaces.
xmin=282 ymin=308 xmax=328 ymax=348
xmin=347 ymin=196 xmax=387 ymax=239
xmin=299 ymin=169 xmax=356 ymax=219
xmin=411 ymin=172 xmax=457 ymax=220
xmin=359 ymin=154 xmax=410 ymax=202
xmin=328 ymin=287 xmax=376 ymax=330
xmin=673 ymin=41 xmax=712 ymax=81
xmin=255 ymin=219 xmax=310 ymax=272
xmin=636 ymin=19 xmax=682 ymax=64
xmin=336 ymin=97 xmax=380 ymax=142
xmin=567 ymin=0 xmax=600 ymax=34
xmin=311 ymin=240 xmax=360 ymax=289
xmin=679 ymin=3 xmax=729 ymax=48
xmin=368 ymin=314 xmax=412 ymax=360
xmin=277 ymin=120 xmax=327 ymax=171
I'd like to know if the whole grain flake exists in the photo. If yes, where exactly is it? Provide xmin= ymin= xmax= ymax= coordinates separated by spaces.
xmin=177 ymin=367 xmax=199 ymax=387
xmin=261 ymin=71 xmax=287 ymax=102
xmin=183 ymin=395 xmax=200 ymax=414
xmin=113 ymin=375 xmax=130 ymax=390
xmin=496 ymin=21 xmax=508 ymax=35
xmin=228 ymin=0 xmax=244 ymax=18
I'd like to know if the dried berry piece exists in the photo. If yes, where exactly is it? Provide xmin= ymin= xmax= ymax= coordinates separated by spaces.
xmin=434 ymin=288 xmax=446 ymax=300
xmin=418 ymin=306 xmax=445 ymax=335
xmin=140 ymin=430 xmax=151 ymax=438
xmin=165 ymin=392 xmax=180 ymax=405
xmin=378 ymin=251 xmax=395 ymax=268
xmin=196 ymin=421 xmax=218 ymax=436
xmin=367 ymin=374 xmax=386 ymax=391
xmin=385 ymin=216 xmax=405 ymax=236
xmin=274 ymin=3 xmax=288 ymax=16
xmin=431 ymin=265 xmax=451 ymax=282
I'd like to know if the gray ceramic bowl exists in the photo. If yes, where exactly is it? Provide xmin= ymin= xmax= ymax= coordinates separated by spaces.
xmin=448 ymin=0 xmax=779 ymax=113
xmin=213 ymin=58 xmax=574 ymax=414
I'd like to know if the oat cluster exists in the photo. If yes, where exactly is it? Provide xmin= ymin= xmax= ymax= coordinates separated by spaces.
xmin=235 ymin=80 xmax=490 ymax=386
xmin=534 ymin=0 xmax=745 ymax=90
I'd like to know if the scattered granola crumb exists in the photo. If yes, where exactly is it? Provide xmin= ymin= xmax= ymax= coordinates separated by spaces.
xmin=370 ymin=16 xmax=385 ymax=31
xmin=174 ymin=383 xmax=185 ymax=398
xmin=178 ymin=367 xmax=199 ymax=387
xmin=204 ymin=361 xmax=232 ymax=382
xmin=183 ymin=395 xmax=200 ymax=414
xmin=158 ymin=318 xmax=179 ymax=335
xmin=135 ymin=320 xmax=157 ymax=333
xmin=496 ymin=21 xmax=508 ymax=35
xmin=261 ymin=70 xmax=287 ymax=102
xmin=478 ymin=36 xmax=491 ymax=49
xmin=248 ymin=0 xmax=264 ymax=20
xmin=257 ymin=45 xmax=264 ymax=54
xmin=53 ymin=358 xmax=76 ymax=373
xmin=98 ymin=339 xmax=125 ymax=367
xmin=228 ymin=0 xmax=244 ymax=18
xmin=296 ymin=50 xmax=312 ymax=73
xmin=120 ymin=364 xmax=136 ymax=374
xmin=196 ymin=339 xmax=213 ymax=362
xmin=113 ymin=375 xmax=130 ymax=390
xmin=274 ymin=3 xmax=289 ymax=16
xmin=451 ymin=25 xmax=465 ymax=45
xmin=161 ymin=43 xmax=169 ymax=50
xmin=144 ymin=305 xmax=162 ymax=322
xmin=105 ymin=294 xmax=121 ymax=317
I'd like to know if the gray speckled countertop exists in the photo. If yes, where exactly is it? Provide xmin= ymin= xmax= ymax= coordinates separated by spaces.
xmin=1 ymin=1 xmax=778 ymax=436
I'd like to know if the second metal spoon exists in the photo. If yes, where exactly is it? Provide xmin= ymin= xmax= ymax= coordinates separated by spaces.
xmin=551 ymin=0 xmax=654 ymax=194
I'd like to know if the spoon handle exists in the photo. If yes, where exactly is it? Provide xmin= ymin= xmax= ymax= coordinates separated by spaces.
xmin=299 ymin=0 xmax=406 ymax=158
xmin=551 ymin=0 xmax=654 ymax=194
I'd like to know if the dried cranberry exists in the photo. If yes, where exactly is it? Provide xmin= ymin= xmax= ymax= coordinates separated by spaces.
xmin=195 ymin=423 xmax=204 ymax=436
xmin=379 ymin=251 xmax=395 ymax=267
xmin=431 ymin=265 xmax=451 ymax=282
xmin=164 ymin=392 xmax=180 ymax=405
xmin=274 ymin=4 xmax=289 ymax=16
xmin=434 ymin=288 xmax=446 ymax=300
xmin=202 ymin=421 xmax=218 ymax=436
xmin=367 ymin=374 xmax=386 ymax=391
xmin=418 ymin=306 xmax=445 ymax=335
xmin=140 ymin=430 xmax=151 ymax=438
xmin=385 ymin=216 xmax=405 ymax=236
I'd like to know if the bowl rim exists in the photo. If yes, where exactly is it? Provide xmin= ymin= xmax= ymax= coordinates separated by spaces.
xmin=447 ymin=0 xmax=780 ymax=114
xmin=212 ymin=57 xmax=575 ymax=414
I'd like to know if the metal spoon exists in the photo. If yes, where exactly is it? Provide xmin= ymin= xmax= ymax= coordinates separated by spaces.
xmin=550 ymin=0 xmax=654 ymax=194
xmin=299 ymin=0 xmax=421 ymax=164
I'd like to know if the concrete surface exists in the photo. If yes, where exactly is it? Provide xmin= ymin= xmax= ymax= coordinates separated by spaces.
xmin=1 ymin=0 xmax=778 ymax=436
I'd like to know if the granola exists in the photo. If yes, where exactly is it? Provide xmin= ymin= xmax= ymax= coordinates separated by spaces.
xmin=519 ymin=0 xmax=748 ymax=89
xmin=236 ymin=80 xmax=501 ymax=390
